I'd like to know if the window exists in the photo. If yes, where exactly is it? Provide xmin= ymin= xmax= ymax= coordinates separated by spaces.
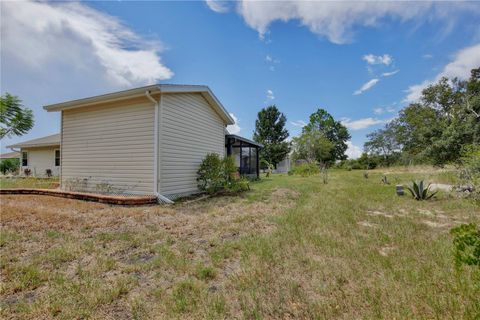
xmin=55 ymin=149 xmax=60 ymax=167
xmin=22 ymin=151 xmax=28 ymax=167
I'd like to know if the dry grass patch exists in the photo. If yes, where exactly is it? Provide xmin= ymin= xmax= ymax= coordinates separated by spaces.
xmin=1 ymin=171 xmax=478 ymax=319
xmin=0 ymin=186 xmax=298 ymax=319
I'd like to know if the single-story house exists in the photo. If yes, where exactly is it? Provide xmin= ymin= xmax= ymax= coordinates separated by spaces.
xmin=7 ymin=134 xmax=61 ymax=177
xmin=0 ymin=151 xmax=20 ymax=160
xmin=34 ymin=84 xmax=260 ymax=201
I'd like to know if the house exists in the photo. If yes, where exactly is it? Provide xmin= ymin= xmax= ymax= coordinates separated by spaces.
xmin=40 ymin=84 xmax=259 ymax=201
xmin=6 ymin=134 xmax=61 ymax=177
xmin=0 ymin=151 xmax=20 ymax=160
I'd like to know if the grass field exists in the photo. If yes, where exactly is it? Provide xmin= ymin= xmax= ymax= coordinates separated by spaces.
xmin=1 ymin=168 xmax=479 ymax=319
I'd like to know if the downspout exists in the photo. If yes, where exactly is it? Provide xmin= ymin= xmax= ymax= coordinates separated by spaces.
xmin=145 ymin=90 xmax=174 ymax=204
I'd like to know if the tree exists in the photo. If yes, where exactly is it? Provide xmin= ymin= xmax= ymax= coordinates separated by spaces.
xmin=291 ymin=130 xmax=334 ymax=164
xmin=364 ymin=122 xmax=401 ymax=166
xmin=253 ymin=105 xmax=290 ymax=168
xmin=0 ymin=93 xmax=34 ymax=139
xmin=365 ymin=67 xmax=480 ymax=166
xmin=303 ymin=108 xmax=350 ymax=162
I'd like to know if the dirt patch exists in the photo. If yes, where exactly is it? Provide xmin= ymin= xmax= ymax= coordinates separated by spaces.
xmin=358 ymin=221 xmax=378 ymax=228
xmin=379 ymin=245 xmax=396 ymax=257
xmin=422 ymin=220 xmax=450 ymax=228
xmin=366 ymin=210 xmax=395 ymax=218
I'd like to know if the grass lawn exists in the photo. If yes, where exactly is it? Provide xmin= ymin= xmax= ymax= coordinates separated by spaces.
xmin=0 ymin=177 xmax=59 ymax=190
xmin=1 ymin=168 xmax=479 ymax=319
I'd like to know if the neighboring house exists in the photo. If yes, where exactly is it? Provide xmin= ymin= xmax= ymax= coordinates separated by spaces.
xmin=273 ymin=157 xmax=291 ymax=174
xmin=41 ymin=84 xmax=259 ymax=201
xmin=0 ymin=151 xmax=20 ymax=160
xmin=7 ymin=134 xmax=61 ymax=177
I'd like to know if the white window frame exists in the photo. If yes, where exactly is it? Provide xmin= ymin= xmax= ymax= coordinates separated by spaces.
xmin=22 ymin=151 xmax=28 ymax=167
xmin=54 ymin=149 xmax=60 ymax=167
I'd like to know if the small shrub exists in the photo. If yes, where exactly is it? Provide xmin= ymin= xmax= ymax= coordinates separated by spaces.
xmin=197 ymin=154 xmax=249 ymax=195
xmin=197 ymin=153 xmax=224 ymax=194
xmin=450 ymin=223 xmax=480 ymax=267
xmin=458 ymin=145 xmax=480 ymax=200
xmin=290 ymin=163 xmax=319 ymax=177
xmin=406 ymin=180 xmax=437 ymax=200
xmin=0 ymin=158 xmax=19 ymax=174
xmin=23 ymin=168 xmax=31 ymax=176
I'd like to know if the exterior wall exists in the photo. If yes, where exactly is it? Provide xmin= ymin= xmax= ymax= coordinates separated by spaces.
xmin=159 ymin=93 xmax=226 ymax=198
xmin=274 ymin=158 xmax=291 ymax=173
xmin=20 ymin=147 xmax=60 ymax=177
xmin=61 ymin=98 xmax=155 ymax=195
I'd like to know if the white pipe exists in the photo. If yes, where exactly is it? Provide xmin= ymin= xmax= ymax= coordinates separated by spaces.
xmin=145 ymin=90 xmax=174 ymax=204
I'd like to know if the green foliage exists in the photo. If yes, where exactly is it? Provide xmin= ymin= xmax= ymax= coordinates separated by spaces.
xmin=0 ymin=158 xmax=19 ymax=174
xmin=450 ymin=223 xmax=480 ymax=267
xmin=364 ymin=68 xmax=480 ymax=166
xmin=253 ymin=105 xmax=290 ymax=168
xmin=458 ymin=144 xmax=480 ymax=199
xmin=303 ymin=108 xmax=351 ymax=162
xmin=405 ymin=180 xmax=437 ymax=200
xmin=197 ymin=153 xmax=224 ymax=194
xmin=364 ymin=122 xmax=401 ymax=166
xmin=291 ymin=130 xmax=334 ymax=164
xmin=289 ymin=163 xmax=319 ymax=177
xmin=0 ymin=93 xmax=34 ymax=139
xmin=197 ymin=153 xmax=249 ymax=195
xmin=261 ymin=159 xmax=274 ymax=177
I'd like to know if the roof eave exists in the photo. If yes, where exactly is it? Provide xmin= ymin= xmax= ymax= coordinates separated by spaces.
xmin=43 ymin=84 xmax=235 ymax=125
xmin=7 ymin=142 xmax=61 ymax=149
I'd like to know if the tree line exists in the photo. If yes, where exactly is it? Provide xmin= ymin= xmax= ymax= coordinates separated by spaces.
xmin=363 ymin=67 xmax=479 ymax=167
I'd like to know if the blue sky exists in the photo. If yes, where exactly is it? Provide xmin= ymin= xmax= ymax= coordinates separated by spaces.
xmin=1 ymin=1 xmax=480 ymax=157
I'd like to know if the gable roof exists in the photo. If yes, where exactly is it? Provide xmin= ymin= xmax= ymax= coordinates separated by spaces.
xmin=6 ymin=133 xmax=61 ymax=149
xmin=0 ymin=151 xmax=20 ymax=159
xmin=43 ymin=84 xmax=235 ymax=125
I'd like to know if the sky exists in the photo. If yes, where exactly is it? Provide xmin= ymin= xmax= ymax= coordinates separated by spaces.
xmin=1 ymin=1 xmax=480 ymax=158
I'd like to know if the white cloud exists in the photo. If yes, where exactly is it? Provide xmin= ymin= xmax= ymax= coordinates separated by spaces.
xmin=405 ymin=43 xmax=480 ymax=102
xmin=205 ymin=0 xmax=230 ymax=13
xmin=354 ymin=79 xmax=379 ymax=95
xmin=226 ymin=113 xmax=241 ymax=134
xmin=265 ymin=54 xmax=280 ymax=71
xmin=373 ymin=106 xmax=396 ymax=115
xmin=363 ymin=54 xmax=393 ymax=66
xmin=341 ymin=117 xmax=387 ymax=130
xmin=1 ymin=1 xmax=173 ymax=87
xmin=266 ymin=89 xmax=275 ymax=101
xmin=382 ymin=70 xmax=399 ymax=77
xmin=290 ymin=120 xmax=307 ymax=128
xmin=423 ymin=54 xmax=433 ymax=59
xmin=207 ymin=1 xmax=480 ymax=44
xmin=346 ymin=141 xmax=363 ymax=159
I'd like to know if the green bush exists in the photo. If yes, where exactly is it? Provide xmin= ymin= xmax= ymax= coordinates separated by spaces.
xmin=458 ymin=144 xmax=480 ymax=199
xmin=450 ymin=223 xmax=480 ymax=267
xmin=0 ymin=158 xmax=19 ymax=174
xmin=289 ymin=163 xmax=319 ymax=177
xmin=197 ymin=153 xmax=249 ymax=195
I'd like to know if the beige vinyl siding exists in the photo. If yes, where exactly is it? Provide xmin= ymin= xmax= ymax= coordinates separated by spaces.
xmin=160 ymin=93 xmax=225 ymax=197
xmin=61 ymin=99 xmax=154 ymax=195
xmin=21 ymin=147 xmax=60 ymax=177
